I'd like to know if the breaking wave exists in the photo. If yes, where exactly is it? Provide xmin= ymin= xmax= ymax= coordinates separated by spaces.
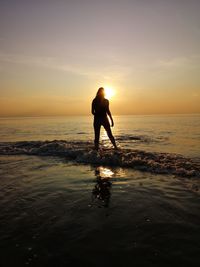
xmin=0 ymin=140 xmax=199 ymax=178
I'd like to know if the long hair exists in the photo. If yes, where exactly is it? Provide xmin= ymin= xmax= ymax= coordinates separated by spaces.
xmin=95 ymin=87 xmax=105 ymax=102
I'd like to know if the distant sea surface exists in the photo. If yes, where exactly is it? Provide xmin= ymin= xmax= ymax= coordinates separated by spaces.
xmin=0 ymin=115 xmax=200 ymax=266
xmin=0 ymin=114 xmax=200 ymax=157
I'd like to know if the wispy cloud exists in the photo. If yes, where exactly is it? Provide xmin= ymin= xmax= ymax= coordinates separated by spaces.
xmin=0 ymin=52 xmax=131 ymax=81
xmin=157 ymin=55 xmax=200 ymax=69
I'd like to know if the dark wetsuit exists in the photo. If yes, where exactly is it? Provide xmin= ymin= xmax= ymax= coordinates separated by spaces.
xmin=92 ymin=98 xmax=114 ymax=149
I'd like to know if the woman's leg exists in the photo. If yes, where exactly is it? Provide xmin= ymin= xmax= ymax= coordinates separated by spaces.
xmin=94 ymin=119 xmax=101 ymax=150
xmin=103 ymin=118 xmax=117 ymax=149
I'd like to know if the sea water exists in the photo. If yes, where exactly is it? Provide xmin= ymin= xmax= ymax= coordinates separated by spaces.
xmin=0 ymin=114 xmax=199 ymax=157
xmin=0 ymin=115 xmax=200 ymax=266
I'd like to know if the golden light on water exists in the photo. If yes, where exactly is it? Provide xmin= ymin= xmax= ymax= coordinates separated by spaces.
xmin=104 ymin=86 xmax=115 ymax=99
xmin=97 ymin=167 xmax=114 ymax=178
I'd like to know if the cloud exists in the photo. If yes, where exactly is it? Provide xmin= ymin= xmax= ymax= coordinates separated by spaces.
xmin=0 ymin=52 xmax=80 ymax=73
xmin=157 ymin=54 xmax=200 ymax=69
xmin=192 ymin=92 xmax=199 ymax=97
xmin=0 ymin=51 xmax=131 ymax=81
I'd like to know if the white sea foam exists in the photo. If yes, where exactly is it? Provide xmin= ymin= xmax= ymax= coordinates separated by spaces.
xmin=0 ymin=140 xmax=199 ymax=178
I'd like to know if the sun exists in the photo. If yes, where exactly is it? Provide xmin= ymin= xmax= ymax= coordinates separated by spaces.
xmin=104 ymin=87 xmax=115 ymax=99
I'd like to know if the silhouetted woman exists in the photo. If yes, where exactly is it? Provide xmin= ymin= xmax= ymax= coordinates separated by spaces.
xmin=91 ymin=87 xmax=117 ymax=150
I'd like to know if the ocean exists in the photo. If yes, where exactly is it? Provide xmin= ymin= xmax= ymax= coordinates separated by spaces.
xmin=0 ymin=114 xmax=200 ymax=266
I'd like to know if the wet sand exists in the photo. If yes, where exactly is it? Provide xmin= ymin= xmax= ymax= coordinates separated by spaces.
xmin=0 ymin=155 xmax=200 ymax=266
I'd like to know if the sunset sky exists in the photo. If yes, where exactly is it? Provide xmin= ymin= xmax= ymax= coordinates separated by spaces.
xmin=0 ymin=0 xmax=200 ymax=116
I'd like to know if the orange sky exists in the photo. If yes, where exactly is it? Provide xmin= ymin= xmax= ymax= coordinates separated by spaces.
xmin=0 ymin=0 xmax=200 ymax=116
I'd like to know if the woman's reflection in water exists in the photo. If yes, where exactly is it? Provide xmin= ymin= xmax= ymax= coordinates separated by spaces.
xmin=92 ymin=167 xmax=114 ymax=208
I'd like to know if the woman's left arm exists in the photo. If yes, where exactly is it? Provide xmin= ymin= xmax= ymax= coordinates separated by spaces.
xmin=106 ymin=100 xmax=114 ymax=127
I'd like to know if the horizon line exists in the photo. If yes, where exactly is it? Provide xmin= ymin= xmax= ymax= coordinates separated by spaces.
xmin=0 ymin=112 xmax=199 ymax=119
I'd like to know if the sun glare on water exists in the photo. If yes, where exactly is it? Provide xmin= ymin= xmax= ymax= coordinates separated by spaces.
xmin=104 ymin=87 xmax=115 ymax=99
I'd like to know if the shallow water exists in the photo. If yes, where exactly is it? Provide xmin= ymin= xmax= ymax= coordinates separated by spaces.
xmin=0 ymin=155 xmax=200 ymax=266
xmin=0 ymin=140 xmax=199 ymax=178
xmin=0 ymin=115 xmax=200 ymax=266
